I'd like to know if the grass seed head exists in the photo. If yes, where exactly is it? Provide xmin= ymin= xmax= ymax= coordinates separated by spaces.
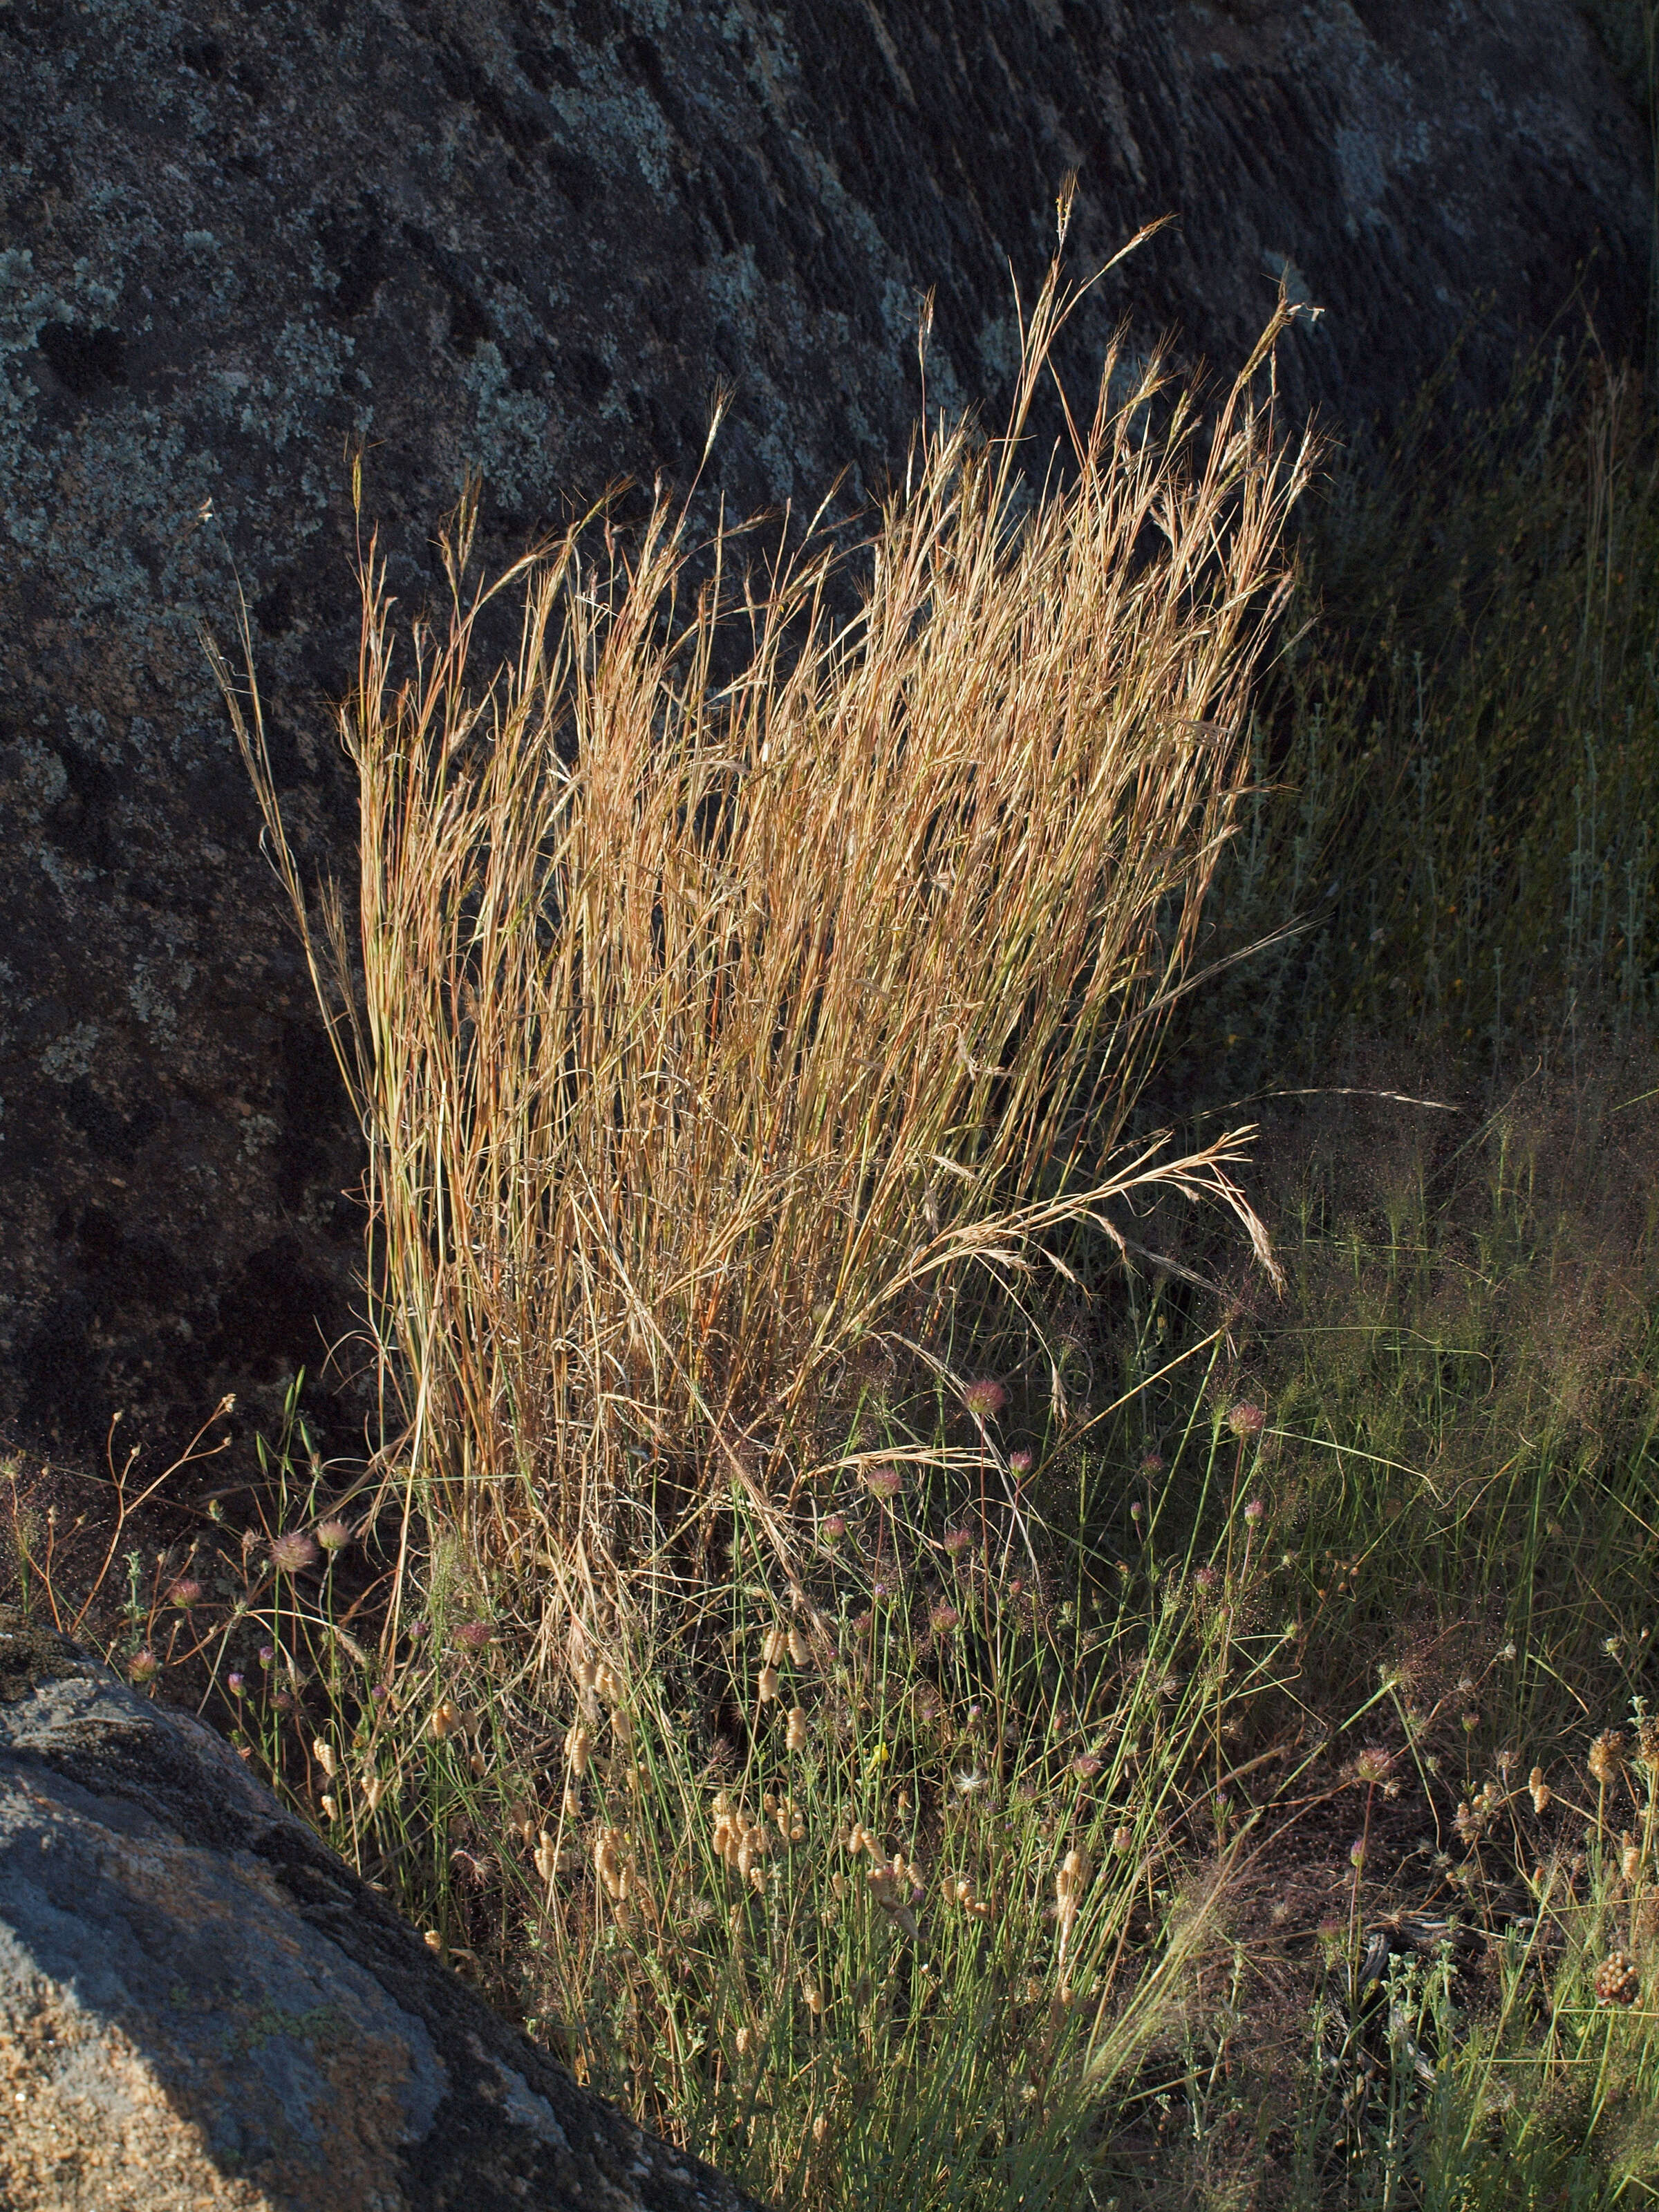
xmin=1588 ymin=1731 xmax=1627 ymax=1787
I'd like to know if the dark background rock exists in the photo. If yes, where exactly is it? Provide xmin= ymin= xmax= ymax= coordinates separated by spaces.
xmin=0 ymin=0 xmax=1647 ymax=1463
xmin=0 ymin=1607 xmax=767 ymax=2209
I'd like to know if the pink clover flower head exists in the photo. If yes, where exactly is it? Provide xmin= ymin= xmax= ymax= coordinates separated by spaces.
xmin=1226 ymin=1400 xmax=1266 ymax=1438
xmin=166 ymin=1577 xmax=203 ymax=1609
xmin=315 ymin=1519 xmax=353 ymax=1555
xmin=257 ymin=1645 xmax=275 ymax=1668
xmin=268 ymin=1529 xmax=319 ymax=1575
xmin=821 ymin=1514 xmax=847 ymax=1543
xmin=1009 ymin=1448 xmax=1034 ymax=1477
xmin=1243 ymin=1497 xmax=1266 ymax=1525
xmin=226 ymin=1671 xmax=245 ymax=1696
xmin=1139 ymin=1450 xmax=1165 ymax=1474
xmin=128 ymin=1648 xmax=159 ymax=1685
xmin=861 ymin=1464 xmax=903 ymax=1500
xmin=941 ymin=1526 xmax=974 ymax=1558
xmin=929 ymin=1602 xmax=961 ymax=1634
xmin=453 ymin=1619 xmax=493 ymax=1653
xmin=1193 ymin=1565 xmax=1219 ymax=1593
xmin=962 ymin=1378 xmax=1008 ymax=1421
xmin=1071 ymin=1753 xmax=1103 ymax=1779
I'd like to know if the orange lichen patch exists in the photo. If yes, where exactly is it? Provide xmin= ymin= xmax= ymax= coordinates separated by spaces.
xmin=0 ymin=1991 xmax=271 ymax=2211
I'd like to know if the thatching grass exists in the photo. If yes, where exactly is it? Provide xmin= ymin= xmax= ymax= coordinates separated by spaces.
xmin=211 ymin=234 xmax=1311 ymax=1630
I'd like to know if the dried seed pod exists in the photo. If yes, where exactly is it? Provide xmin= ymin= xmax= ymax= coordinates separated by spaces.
xmin=1529 ymin=1767 xmax=1552 ymax=1815
xmin=758 ymin=1665 xmax=780 ymax=1704
xmin=1622 ymin=1833 xmax=1642 ymax=1882
xmin=1588 ymin=1731 xmax=1627 ymax=1788
xmin=565 ymin=1724 xmax=593 ymax=1775
xmin=789 ymin=1625 xmax=811 ymax=1668
xmin=1595 ymin=1951 xmax=1641 ymax=2006
xmin=429 ymin=1701 xmax=458 ymax=1741
xmin=762 ymin=1627 xmax=787 ymax=1667
xmin=787 ymin=1706 xmax=809 ymax=1753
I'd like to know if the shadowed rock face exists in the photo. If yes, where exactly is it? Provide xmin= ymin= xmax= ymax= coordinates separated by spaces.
xmin=0 ymin=1608 xmax=767 ymax=2210
xmin=0 ymin=0 xmax=1646 ymax=1456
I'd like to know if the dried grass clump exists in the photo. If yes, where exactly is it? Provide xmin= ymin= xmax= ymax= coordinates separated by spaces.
xmin=212 ymin=234 xmax=1311 ymax=1609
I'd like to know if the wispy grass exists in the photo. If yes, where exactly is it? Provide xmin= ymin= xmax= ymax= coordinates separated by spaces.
xmin=208 ymin=225 xmax=1309 ymax=1624
xmin=1177 ymin=344 xmax=1659 ymax=1100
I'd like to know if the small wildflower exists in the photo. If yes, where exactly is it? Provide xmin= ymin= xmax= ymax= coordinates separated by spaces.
xmin=1461 ymin=1710 xmax=1481 ymax=1735
xmin=962 ymin=1378 xmax=1008 ymax=1421
xmin=1192 ymin=1566 xmax=1219 ymax=1594
xmin=1071 ymin=1754 xmax=1102 ymax=1780
xmin=953 ymin=1768 xmax=987 ymax=1795
xmin=166 ymin=1577 xmax=203 ymax=1609
xmin=862 ymin=1465 xmax=902 ymax=1500
xmin=1243 ymin=1498 xmax=1265 ymax=1525
xmin=258 ymin=1645 xmax=275 ymax=1669
xmin=929 ymin=1602 xmax=961 ymax=1634
xmin=1009 ymin=1448 xmax=1034 ymax=1477
xmin=128 ymin=1649 xmax=159 ymax=1685
xmin=227 ymin=1671 xmax=245 ymax=1696
xmin=1347 ymin=1746 xmax=1396 ymax=1789
xmin=268 ymin=1530 xmax=319 ymax=1575
xmin=1226 ymin=1401 xmax=1266 ymax=1438
xmin=1138 ymin=1452 xmax=1164 ymax=1474
xmin=315 ymin=1519 xmax=353 ymax=1555
xmin=1130 ymin=1501 xmax=1145 ymax=1524
xmin=453 ymin=1620 xmax=493 ymax=1653
xmin=821 ymin=1515 xmax=847 ymax=1544
xmin=941 ymin=1526 xmax=974 ymax=1557
xmin=1349 ymin=1839 xmax=1367 ymax=1869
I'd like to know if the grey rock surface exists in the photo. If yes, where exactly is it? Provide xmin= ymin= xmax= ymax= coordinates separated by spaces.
xmin=0 ymin=1606 xmax=767 ymax=2211
xmin=0 ymin=0 xmax=1647 ymax=1453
